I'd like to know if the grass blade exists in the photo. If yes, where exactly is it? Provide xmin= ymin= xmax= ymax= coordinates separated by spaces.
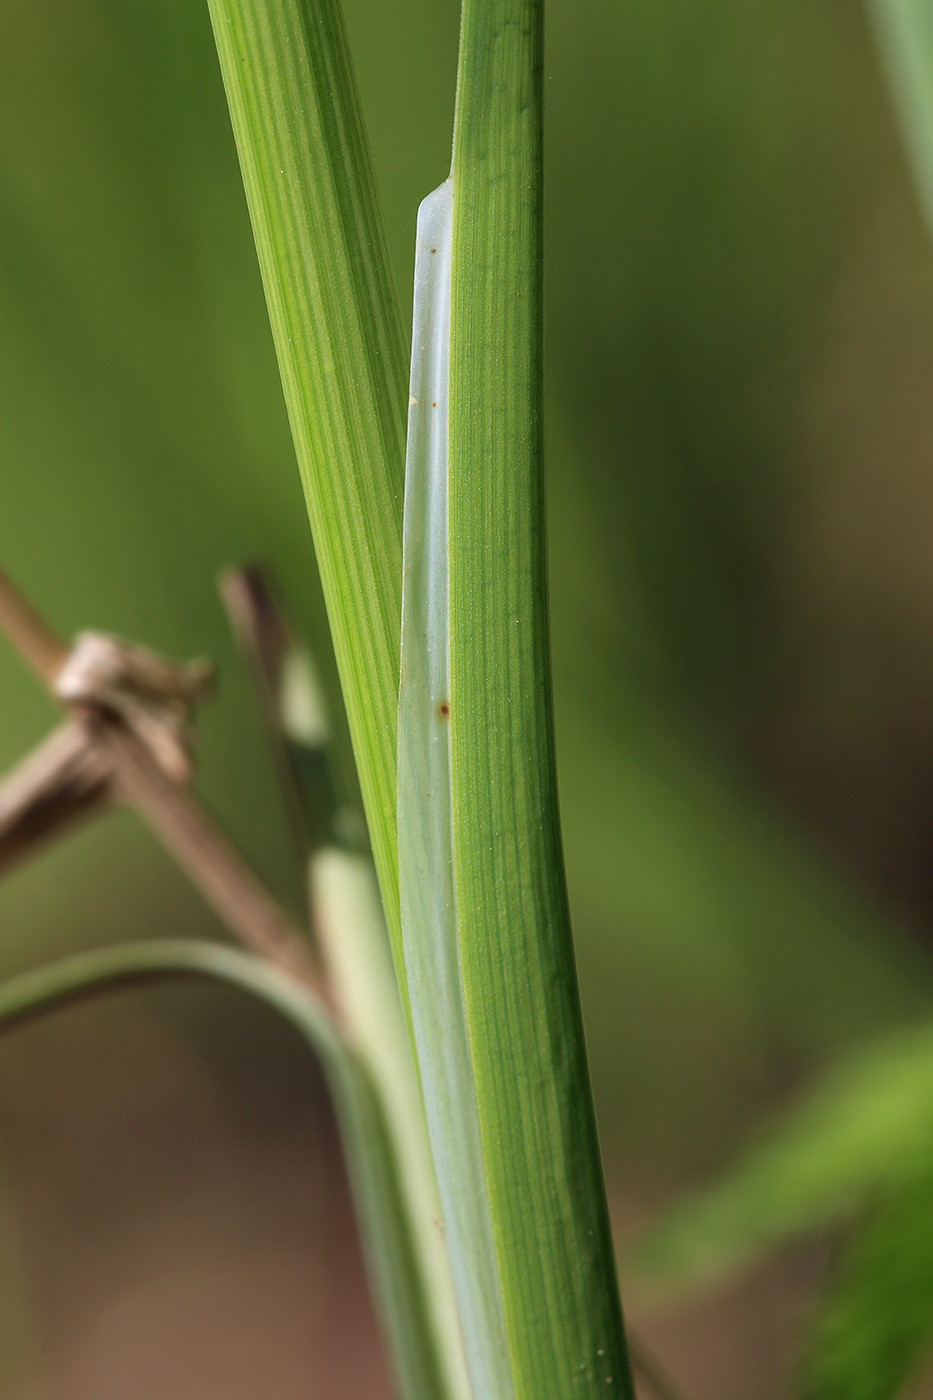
xmin=205 ymin=0 xmax=407 ymax=977
xmin=448 ymin=3 xmax=632 ymax=1391
xmin=400 ymin=2 xmax=634 ymax=1394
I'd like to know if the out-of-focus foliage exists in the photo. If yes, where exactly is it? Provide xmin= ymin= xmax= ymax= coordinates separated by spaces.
xmin=635 ymin=1024 xmax=933 ymax=1292
xmin=622 ymin=8 xmax=933 ymax=1397
xmin=803 ymin=1172 xmax=933 ymax=1400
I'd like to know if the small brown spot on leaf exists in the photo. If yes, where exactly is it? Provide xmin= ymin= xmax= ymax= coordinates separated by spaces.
xmin=438 ymin=701 xmax=450 ymax=719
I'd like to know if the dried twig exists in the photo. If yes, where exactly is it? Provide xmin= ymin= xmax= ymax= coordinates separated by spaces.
xmin=219 ymin=566 xmax=340 ymax=857
xmin=100 ymin=719 xmax=324 ymax=990
xmin=0 ymin=569 xmax=68 ymax=686
xmin=0 ymin=721 xmax=113 ymax=876
xmin=0 ymin=568 xmax=331 ymax=1007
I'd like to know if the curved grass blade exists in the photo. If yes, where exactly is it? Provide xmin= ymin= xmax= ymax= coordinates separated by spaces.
xmin=0 ymin=941 xmax=446 ymax=1400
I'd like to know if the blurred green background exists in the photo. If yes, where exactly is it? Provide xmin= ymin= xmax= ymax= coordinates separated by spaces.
xmin=2 ymin=0 xmax=933 ymax=1394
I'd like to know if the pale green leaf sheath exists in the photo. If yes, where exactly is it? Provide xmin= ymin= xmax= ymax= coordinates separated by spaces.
xmin=400 ymin=179 xmax=512 ymax=1399
xmin=401 ymin=1 xmax=634 ymax=1395
xmin=312 ymin=846 xmax=472 ymax=1400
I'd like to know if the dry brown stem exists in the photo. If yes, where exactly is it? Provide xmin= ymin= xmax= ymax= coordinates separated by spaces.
xmin=0 ymin=568 xmax=331 ymax=1007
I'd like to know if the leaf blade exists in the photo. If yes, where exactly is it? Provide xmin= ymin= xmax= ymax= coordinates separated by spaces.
xmin=205 ymin=0 xmax=407 ymax=979
xmin=636 ymin=1024 xmax=933 ymax=1295
xmin=805 ymin=1175 xmax=933 ymax=1400
xmin=444 ymin=2 xmax=633 ymax=1394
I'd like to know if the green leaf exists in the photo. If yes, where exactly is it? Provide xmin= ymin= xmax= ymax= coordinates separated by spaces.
xmin=805 ymin=1174 xmax=933 ymax=1400
xmin=0 ymin=942 xmax=448 ymax=1400
xmin=399 ymin=2 xmax=633 ymax=1396
xmin=205 ymin=0 xmax=407 ymax=982
xmin=636 ymin=1023 xmax=933 ymax=1294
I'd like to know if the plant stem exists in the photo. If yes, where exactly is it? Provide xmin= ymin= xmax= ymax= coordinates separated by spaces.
xmin=445 ymin=0 xmax=634 ymax=1393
